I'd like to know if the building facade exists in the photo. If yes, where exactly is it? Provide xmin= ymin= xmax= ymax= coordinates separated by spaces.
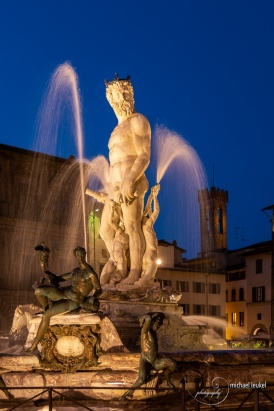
xmin=156 ymin=240 xmax=227 ymax=343
xmin=0 ymin=144 xmax=89 ymax=331
xmin=225 ymin=241 xmax=272 ymax=341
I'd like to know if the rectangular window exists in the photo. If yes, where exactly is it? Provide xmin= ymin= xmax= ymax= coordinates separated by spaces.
xmin=209 ymin=283 xmax=221 ymax=294
xmin=176 ymin=280 xmax=189 ymax=292
xmin=181 ymin=304 xmax=190 ymax=315
xmin=252 ymin=286 xmax=265 ymax=302
xmin=193 ymin=282 xmax=205 ymax=293
xmin=226 ymin=271 xmax=246 ymax=282
xmin=257 ymin=313 xmax=262 ymax=320
xmin=209 ymin=305 xmax=220 ymax=316
xmin=256 ymin=259 xmax=263 ymax=274
xmin=232 ymin=312 xmax=237 ymax=327
xmin=158 ymin=279 xmax=172 ymax=289
xmin=239 ymin=312 xmax=244 ymax=326
xmin=193 ymin=304 xmax=206 ymax=315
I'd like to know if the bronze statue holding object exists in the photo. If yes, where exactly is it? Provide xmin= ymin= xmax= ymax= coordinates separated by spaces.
xmin=27 ymin=244 xmax=101 ymax=353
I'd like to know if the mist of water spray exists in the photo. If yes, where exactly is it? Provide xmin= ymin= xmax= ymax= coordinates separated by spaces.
xmin=182 ymin=315 xmax=228 ymax=348
xmin=86 ymin=155 xmax=111 ymax=195
xmin=153 ymin=125 xmax=207 ymax=258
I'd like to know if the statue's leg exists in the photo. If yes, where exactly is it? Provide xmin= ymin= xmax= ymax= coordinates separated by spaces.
xmin=116 ymin=250 xmax=128 ymax=279
xmin=135 ymin=258 xmax=157 ymax=286
xmin=35 ymin=286 xmax=64 ymax=311
xmin=27 ymin=299 xmax=79 ymax=352
xmin=120 ymin=356 xmax=150 ymax=400
xmin=121 ymin=197 xmax=145 ymax=285
xmin=100 ymin=259 xmax=116 ymax=285
xmin=99 ymin=200 xmax=115 ymax=257
xmin=154 ymin=358 xmax=177 ymax=388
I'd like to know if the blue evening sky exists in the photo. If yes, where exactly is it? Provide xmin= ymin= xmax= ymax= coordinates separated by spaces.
xmin=0 ymin=0 xmax=273 ymax=257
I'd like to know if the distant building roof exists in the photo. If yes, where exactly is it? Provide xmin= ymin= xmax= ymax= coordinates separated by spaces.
xmin=0 ymin=143 xmax=74 ymax=163
xmin=226 ymin=262 xmax=246 ymax=271
xmin=239 ymin=241 xmax=272 ymax=257
xmin=228 ymin=240 xmax=271 ymax=255
xmin=158 ymin=239 xmax=186 ymax=253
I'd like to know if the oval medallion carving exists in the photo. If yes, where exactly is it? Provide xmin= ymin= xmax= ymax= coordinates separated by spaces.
xmin=55 ymin=336 xmax=84 ymax=357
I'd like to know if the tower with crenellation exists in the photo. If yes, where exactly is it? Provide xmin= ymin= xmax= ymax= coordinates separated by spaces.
xmin=198 ymin=187 xmax=228 ymax=256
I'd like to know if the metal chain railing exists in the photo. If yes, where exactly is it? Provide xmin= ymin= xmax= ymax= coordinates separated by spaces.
xmin=0 ymin=385 xmax=179 ymax=411
xmin=1 ymin=381 xmax=274 ymax=411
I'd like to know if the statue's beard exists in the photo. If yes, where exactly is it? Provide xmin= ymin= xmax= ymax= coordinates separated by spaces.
xmin=110 ymin=99 xmax=134 ymax=117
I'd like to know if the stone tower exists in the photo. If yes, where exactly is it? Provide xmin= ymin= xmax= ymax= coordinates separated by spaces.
xmin=198 ymin=187 xmax=228 ymax=256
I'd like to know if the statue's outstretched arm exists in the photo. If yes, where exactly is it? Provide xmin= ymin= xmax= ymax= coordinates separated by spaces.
xmin=129 ymin=118 xmax=151 ymax=182
xmin=85 ymin=188 xmax=107 ymax=204
xmin=139 ymin=314 xmax=152 ymax=336
xmin=59 ymin=271 xmax=73 ymax=281
xmin=35 ymin=243 xmax=60 ymax=287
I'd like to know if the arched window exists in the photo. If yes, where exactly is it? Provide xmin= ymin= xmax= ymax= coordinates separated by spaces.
xmin=231 ymin=289 xmax=236 ymax=302
xmin=239 ymin=288 xmax=244 ymax=301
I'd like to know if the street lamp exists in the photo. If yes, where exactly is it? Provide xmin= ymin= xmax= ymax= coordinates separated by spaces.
xmin=89 ymin=205 xmax=99 ymax=269
xmin=262 ymin=204 xmax=274 ymax=341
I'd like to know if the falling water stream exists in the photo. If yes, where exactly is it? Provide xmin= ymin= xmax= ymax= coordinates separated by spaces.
xmin=34 ymin=62 xmax=87 ymax=249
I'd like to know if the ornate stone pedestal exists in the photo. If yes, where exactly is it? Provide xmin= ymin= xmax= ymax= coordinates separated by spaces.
xmin=100 ymin=287 xmax=208 ymax=352
xmin=24 ymin=312 xmax=126 ymax=372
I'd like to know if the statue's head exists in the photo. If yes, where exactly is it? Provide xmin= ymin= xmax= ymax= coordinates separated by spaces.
xmin=151 ymin=312 xmax=165 ymax=331
xmin=35 ymin=242 xmax=50 ymax=254
xmin=73 ymin=246 xmax=86 ymax=259
xmin=105 ymin=74 xmax=135 ymax=116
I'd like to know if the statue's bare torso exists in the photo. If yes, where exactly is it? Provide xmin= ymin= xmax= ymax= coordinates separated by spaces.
xmin=63 ymin=266 xmax=98 ymax=302
xmin=108 ymin=113 xmax=150 ymax=201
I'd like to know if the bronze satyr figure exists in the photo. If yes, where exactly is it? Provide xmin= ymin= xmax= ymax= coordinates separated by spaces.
xmin=120 ymin=312 xmax=176 ymax=400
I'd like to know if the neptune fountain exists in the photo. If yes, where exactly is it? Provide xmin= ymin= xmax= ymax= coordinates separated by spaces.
xmin=0 ymin=69 xmax=189 ymax=407
xmin=2 ymin=65 xmax=274 ymax=410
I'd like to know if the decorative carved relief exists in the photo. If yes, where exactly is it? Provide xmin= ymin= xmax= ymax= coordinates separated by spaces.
xmin=40 ymin=324 xmax=100 ymax=372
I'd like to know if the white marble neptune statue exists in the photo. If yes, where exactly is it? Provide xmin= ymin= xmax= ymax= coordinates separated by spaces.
xmin=87 ymin=75 xmax=159 ymax=288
